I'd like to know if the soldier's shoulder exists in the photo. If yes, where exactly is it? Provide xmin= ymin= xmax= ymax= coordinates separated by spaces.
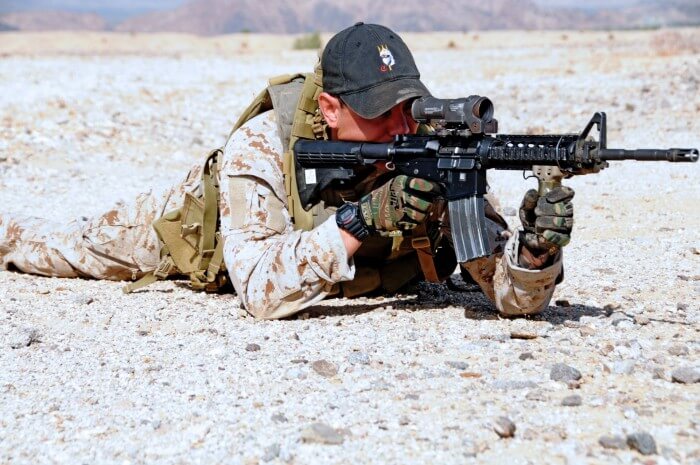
xmin=220 ymin=111 xmax=285 ymax=194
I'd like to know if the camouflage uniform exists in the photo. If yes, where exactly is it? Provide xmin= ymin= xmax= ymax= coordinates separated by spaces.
xmin=0 ymin=110 xmax=562 ymax=319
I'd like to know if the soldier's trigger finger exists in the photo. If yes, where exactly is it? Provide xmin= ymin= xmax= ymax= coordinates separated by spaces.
xmin=535 ymin=198 xmax=573 ymax=217
xmin=407 ymin=177 xmax=440 ymax=193
xmin=544 ymin=186 xmax=575 ymax=203
xmin=535 ymin=215 xmax=574 ymax=232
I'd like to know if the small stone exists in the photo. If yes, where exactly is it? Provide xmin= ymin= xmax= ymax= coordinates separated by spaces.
xmin=634 ymin=314 xmax=650 ymax=325
xmin=555 ymin=299 xmax=570 ymax=307
xmin=312 ymin=360 xmax=338 ymax=378
xmin=525 ymin=391 xmax=548 ymax=402
xmin=599 ymin=434 xmax=627 ymax=450
xmin=245 ymin=343 xmax=261 ymax=352
xmin=609 ymin=311 xmax=627 ymax=321
xmin=612 ymin=360 xmax=636 ymax=375
xmin=10 ymin=327 xmax=41 ymax=349
xmin=668 ymin=344 xmax=689 ymax=356
xmin=262 ymin=443 xmax=280 ymax=462
xmin=651 ymin=366 xmax=666 ymax=380
xmin=626 ymin=432 xmax=657 ymax=455
xmin=677 ymin=302 xmax=688 ymax=312
xmin=510 ymin=331 xmax=537 ymax=340
xmin=519 ymin=352 xmax=534 ymax=360
xmin=445 ymin=360 xmax=469 ymax=370
xmin=398 ymin=416 xmax=410 ymax=426
xmin=561 ymin=394 xmax=582 ymax=406
xmin=493 ymin=416 xmax=516 ymax=438
xmin=271 ymin=413 xmax=288 ymax=423
xmin=616 ymin=320 xmax=634 ymax=330
xmin=348 ymin=352 xmax=370 ymax=365
xmin=550 ymin=363 xmax=581 ymax=383
xmin=300 ymin=422 xmax=345 ymax=445
xmin=671 ymin=366 xmax=700 ymax=384
xmin=579 ymin=326 xmax=596 ymax=337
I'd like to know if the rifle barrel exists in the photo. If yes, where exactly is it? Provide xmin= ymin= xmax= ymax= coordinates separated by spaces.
xmin=599 ymin=148 xmax=698 ymax=162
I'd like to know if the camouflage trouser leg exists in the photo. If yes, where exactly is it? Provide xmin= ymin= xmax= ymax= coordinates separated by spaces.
xmin=0 ymin=165 xmax=202 ymax=281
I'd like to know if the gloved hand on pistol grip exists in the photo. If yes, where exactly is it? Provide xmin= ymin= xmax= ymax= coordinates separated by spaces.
xmin=359 ymin=175 xmax=440 ymax=233
xmin=519 ymin=185 xmax=575 ymax=259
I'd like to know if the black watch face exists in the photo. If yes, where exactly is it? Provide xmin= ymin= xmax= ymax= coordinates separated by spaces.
xmin=339 ymin=207 xmax=354 ymax=224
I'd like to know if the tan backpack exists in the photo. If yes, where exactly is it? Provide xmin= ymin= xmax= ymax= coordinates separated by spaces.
xmin=123 ymin=73 xmax=324 ymax=294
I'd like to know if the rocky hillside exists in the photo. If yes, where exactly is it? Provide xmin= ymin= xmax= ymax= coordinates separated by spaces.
xmin=1 ymin=0 xmax=699 ymax=33
xmin=0 ymin=11 xmax=107 ymax=31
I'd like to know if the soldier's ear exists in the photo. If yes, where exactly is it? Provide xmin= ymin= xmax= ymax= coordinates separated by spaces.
xmin=318 ymin=92 xmax=342 ymax=129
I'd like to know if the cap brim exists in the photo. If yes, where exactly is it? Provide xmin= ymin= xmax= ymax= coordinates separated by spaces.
xmin=340 ymin=78 xmax=430 ymax=119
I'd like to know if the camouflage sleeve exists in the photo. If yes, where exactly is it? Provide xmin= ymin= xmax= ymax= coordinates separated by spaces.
xmin=459 ymin=195 xmax=562 ymax=316
xmin=218 ymin=112 xmax=355 ymax=319
xmin=493 ymin=231 xmax=562 ymax=316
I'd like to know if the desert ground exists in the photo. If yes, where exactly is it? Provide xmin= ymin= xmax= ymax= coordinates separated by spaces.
xmin=0 ymin=28 xmax=698 ymax=464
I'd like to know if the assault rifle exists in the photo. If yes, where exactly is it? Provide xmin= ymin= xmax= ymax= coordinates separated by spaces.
xmin=293 ymin=96 xmax=698 ymax=263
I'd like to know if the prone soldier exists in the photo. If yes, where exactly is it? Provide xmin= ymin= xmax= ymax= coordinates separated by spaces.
xmin=0 ymin=23 xmax=575 ymax=319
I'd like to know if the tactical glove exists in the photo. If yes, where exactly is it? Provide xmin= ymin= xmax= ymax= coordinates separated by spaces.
xmin=359 ymin=175 xmax=440 ymax=232
xmin=519 ymin=186 xmax=575 ymax=257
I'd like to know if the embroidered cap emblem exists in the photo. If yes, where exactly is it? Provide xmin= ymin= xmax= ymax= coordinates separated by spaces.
xmin=377 ymin=45 xmax=395 ymax=72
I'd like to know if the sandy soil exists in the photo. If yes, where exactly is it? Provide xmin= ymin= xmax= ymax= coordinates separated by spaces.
xmin=0 ymin=29 xmax=698 ymax=464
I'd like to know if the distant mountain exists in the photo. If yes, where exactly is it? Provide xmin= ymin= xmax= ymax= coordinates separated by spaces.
xmin=0 ymin=10 xmax=108 ymax=31
xmin=0 ymin=21 xmax=20 ymax=31
xmin=113 ymin=0 xmax=700 ymax=34
xmin=1 ymin=0 xmax=698 ymax=34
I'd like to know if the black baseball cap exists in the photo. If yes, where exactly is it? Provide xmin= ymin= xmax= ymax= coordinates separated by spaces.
xmin=321 ymin=22 xmax=431 ymax=119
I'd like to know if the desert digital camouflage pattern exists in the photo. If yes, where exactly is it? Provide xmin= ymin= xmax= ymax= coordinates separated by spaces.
xmin=0 ymin=110 xmax=562 ymax=318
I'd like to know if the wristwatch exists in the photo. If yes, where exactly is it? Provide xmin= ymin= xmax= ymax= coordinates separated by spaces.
xmin=335 ymin=202 xmax=370 ymax=241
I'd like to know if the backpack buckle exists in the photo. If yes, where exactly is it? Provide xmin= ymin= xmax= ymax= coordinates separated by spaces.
xmin=154 ymin=257 xmax=175 ymax=279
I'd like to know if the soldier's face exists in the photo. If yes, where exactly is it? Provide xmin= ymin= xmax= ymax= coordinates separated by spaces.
xmin=319 ymin=92 xmax=418 ymax=142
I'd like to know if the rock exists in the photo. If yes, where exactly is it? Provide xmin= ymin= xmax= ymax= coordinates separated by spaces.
xmin=510 ymin=331 xmax=538 ymax=340
xmin=561 ymin=394 xmax=582 ymax=406
xmin=300 ymin=422 xmax=345 ymax=445
xmin=348 ymin=352 xmax=370 ymax=365
xmin=612 ymin=360 xmax=636 ymax=375
xmin=579 ymin=326 xmax=596 ymax=337
xmin=550 ymin=363 xmax=581 ymax=383
xmin=616 ymin=320 xmax=634 ymax=330
xmin=519 ymin=352 xmax=534 ymax=360
xmin=667 ymin=344 xmax=689 ymax=356
xmin=312 ymin=360 xmax=338 ymax=378
xmin=525 ymin=391 xmax=548 ymax=402
xmin=245 ymin=343 xmax=261 ymax=352
xmin=634 ymin=314 xmax=650 ymax=325
xmin=445 ymin=360 xmax=469 ymax=370
xmin=10 ymin=327 xmax=41 ymax=349
xmin=671 ymin=366 xmax=700 ymax=384
xmin=626 ymin=432 xmax=657 ymax=455
xmin=555 ymin=299 xmax=570 ymax=307
xmin=599 ymin=434 xmax=627 ymax=450
xmin=262 ymin=443 xmax=280 ymax=462
xmin=271 ymin=413 xmax=288 ymax=423
xmin=609 ymin=311 xmax=630 ymax=325
xmin=493 ymin=416 xmax=516 ymax=438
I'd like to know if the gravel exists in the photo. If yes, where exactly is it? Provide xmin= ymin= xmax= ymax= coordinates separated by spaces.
xmin=1 ymin=29 xmax=699 ymax=465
